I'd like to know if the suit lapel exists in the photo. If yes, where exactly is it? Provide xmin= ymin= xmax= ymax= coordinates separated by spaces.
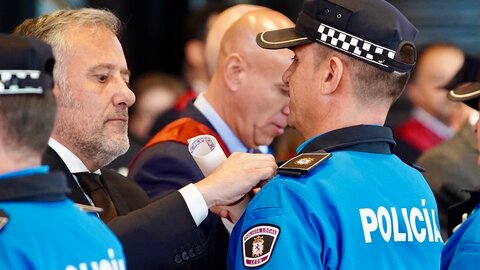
xmin=42 ymin=146 xmax=91 ymax=205
xmin=100 ymin=168 xmax=130 ymax=215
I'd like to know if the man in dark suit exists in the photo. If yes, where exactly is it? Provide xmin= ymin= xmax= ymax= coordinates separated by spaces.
xmin=14 ymin=8 xmax=276 ymax=270
xmin=129 ymin=8 xmax=293 ymax=269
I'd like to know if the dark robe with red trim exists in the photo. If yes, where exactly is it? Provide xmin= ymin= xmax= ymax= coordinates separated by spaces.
xmin=129 ymin=102 xmax=230 ymax=270
xmin=393 ymin=118 xmax=445 ymax=163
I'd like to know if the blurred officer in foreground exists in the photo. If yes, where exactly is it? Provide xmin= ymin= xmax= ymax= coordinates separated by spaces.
xmin=14 ymin=8 xmax=276 ymax=269
xmin=441 ymin=64 xmax=480 ymax=270
xmin=0 ymin=34 xmax=125 ymax=269
xmin=228 ymin=0 xmax=443 ymax=269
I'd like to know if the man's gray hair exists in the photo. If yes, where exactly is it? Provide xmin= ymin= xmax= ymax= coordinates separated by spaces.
xmin=13 ymin=8 xmax=121 ymax=103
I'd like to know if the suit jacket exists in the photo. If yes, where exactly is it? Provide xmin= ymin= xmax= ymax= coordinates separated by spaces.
xmin=42 ymin=146 xmax=206 ymax=270
xmin=417 ymin=122 xmax=480 ymax=239
xmin=129 ymin=103 xmax=229 ymax=270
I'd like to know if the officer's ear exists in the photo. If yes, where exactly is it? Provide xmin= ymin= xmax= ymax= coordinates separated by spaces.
xmin=319 ymin=56 xmax=343 ymax=95
xmin=223 ymin=53 xmax=245 ymax=92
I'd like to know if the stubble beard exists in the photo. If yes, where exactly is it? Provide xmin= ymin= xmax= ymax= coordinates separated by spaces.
xmin=55 ymin=105 xmax=130 ymax=170
xmin=57 ymin=116 xmax=130 ymax=169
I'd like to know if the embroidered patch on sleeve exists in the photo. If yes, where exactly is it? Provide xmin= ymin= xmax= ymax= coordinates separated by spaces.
xmin=242 ymin=224 xmax=280 ymax=268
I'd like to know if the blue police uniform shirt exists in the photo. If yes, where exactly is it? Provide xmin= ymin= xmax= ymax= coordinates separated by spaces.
xmin=228 ymin=125 xmax=443 ymax=269
xmin=441 ymin=203 xmax=480 ymax=269
xmin=0 ymin=166 xmax=126 ymax=270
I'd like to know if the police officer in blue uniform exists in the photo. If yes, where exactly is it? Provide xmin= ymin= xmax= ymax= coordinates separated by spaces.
xmin=441 ymin=57 xmax=480 ymax=270
xmin=228 ymin=0 xmax=444 ymax=269
xmin=0 ymin=34 xmax=126 ymax=269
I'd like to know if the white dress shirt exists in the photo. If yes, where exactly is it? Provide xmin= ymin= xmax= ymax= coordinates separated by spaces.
xmin=48 ymin=138 xmax=208 ymax=226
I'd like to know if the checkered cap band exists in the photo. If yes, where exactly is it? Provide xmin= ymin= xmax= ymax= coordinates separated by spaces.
xmin=317 ymin=24 xmax=396 ymax=69
xmin=0 ymin=70 xmax=44 ymax=95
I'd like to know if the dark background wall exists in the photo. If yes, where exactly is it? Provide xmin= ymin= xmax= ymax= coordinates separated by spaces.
xmin=1 ymin=0 xmax=479 ymax=80
xmin=390 ymin=0 xmax=480 ymax=54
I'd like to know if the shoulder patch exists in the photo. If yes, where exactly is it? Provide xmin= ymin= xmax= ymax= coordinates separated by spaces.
xmin=277 ymin=152 xmax=331 ymax=177
xmin=242 ymin=224 xmax=280 ymax=268
xmin=0 ymin=209 xmax=9 ymax=231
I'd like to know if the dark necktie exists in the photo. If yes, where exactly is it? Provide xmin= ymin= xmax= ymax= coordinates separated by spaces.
xmin=247 ymin=148 xmax=262 ymax=153
xmin=74 ymin=172 xmax=118 ymax=223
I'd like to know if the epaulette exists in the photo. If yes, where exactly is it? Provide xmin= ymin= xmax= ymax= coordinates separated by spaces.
xmin=0 ymin=209 xmax=9 ymax=231
xmin=75 ymin=203 xmax=103 ymax=214
xmin=277 ymin=152 xmax=331 ymax=177
xmin=406 ymin=162 xmax=425 ymax=173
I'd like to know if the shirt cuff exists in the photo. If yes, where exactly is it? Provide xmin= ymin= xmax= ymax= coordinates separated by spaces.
xmin=179 ymin=183 xmax=208 ymax=226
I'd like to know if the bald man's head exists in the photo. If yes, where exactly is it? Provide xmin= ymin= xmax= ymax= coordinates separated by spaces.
xmin=220 ymin=8 xmax=294 ymax=68
xmin=205 ymin=8 xmax=294 ymax=148
xmin=205 ymin=4 xmax=265 ymax=77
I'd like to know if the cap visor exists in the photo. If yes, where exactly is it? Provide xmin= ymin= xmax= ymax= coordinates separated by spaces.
xmin=256 ymin=27 xmax=312 ymax=50
xmin=448 ymin=82 xmax=480 ymax=109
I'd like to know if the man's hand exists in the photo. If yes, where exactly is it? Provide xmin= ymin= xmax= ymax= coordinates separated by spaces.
xmin=211 ymin=195 xmax=251 ymax=224
xmin=195 ymin=152 xmax=276 ymax=208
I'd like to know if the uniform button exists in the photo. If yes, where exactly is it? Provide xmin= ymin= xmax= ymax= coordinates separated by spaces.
xmin=195 ymin=245 xmax=203 ymax=255
xmin=174 ymin=254 xmax=182 ymax=264
xmin=182 ymin=251 xmax=189 ymax=261
xmin=188 ymin=248 xmax=196 ymax=258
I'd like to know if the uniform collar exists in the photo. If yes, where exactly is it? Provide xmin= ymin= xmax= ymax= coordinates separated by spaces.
xmin=0 ymin=172 xmax=70 ymax=201
xmin=0 ymin=165 xmax=48 ymax=180
xmin=299 ymin=125 xmax=396 ymax=154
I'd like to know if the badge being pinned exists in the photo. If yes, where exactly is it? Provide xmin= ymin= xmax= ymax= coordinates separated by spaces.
xmin=242 ymin=224 xmax=280 ymax=268
xmin=277 ymin=152 xmax=331 ymax=177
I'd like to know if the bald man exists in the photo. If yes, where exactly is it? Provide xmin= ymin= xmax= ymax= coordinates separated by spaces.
xmin=128 ymin=8 xmax=293 ymax=269
xmin=394 ymin=44 xmax=470 ymax=162
xmin=149 ymin=4 xmax=263 ymax=135
xmin=204 ymin=4 xmax=265 ymax=77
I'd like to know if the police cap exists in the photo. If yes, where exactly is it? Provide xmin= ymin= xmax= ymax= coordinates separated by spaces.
xmin=256 ymin=0 xmax=418 ymax=73
xmin=446 ymin=55 xmax=480 ymax=109
xmin=0 ymin=34 xmax=54 ymax=95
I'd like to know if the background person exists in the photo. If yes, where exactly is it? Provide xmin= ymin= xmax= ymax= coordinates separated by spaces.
xmin=441 ymin=62 xmax=480 ymax=270
xmin=415 ymin=54 xmax=480 ymax=239
xmin=393 ymin=44 xmax=468 ymax=162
